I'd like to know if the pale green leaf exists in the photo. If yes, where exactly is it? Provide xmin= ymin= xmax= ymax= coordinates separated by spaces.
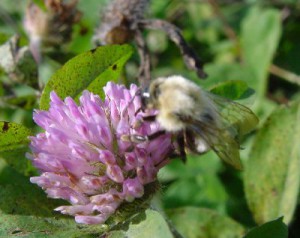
xmin=107 ymin=210 xmax=173 ymax=238
xmin=241 ymin=7 xmax=282 ymax=99
xmin=244 ymin=101 xmax=300 ymax=224
xmin=209 ymin=80 xmax=251 ymax=100
xmin=200 ymin=63 xmax=255 ymax=90
xmin=167 ymin=207 xmax=246 ymax=238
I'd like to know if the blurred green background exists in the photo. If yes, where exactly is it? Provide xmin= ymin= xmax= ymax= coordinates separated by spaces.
xmin=0 ymin=1 xmax=299 ymax=237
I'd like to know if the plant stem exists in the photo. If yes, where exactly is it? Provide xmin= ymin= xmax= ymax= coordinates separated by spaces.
xmin=207 ymin=0 xmax=300 ymax=87
xmin=269 ymin=64 xmax=300 ymax=86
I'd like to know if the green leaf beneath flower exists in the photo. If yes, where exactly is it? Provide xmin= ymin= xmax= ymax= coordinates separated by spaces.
xmin=0 ymin=121 xmax=33 ymax=176
xmin=0 ymin=146 xmax=36 ymax=177
xmin=167 ymin=207 xmax=245 ymax=238
xmin=243 ymin=217 xmax=288 ymax=238
xmin=40 ymin=45 xmax=133 ymax=110
xmin=0 ymin=121 xmax=31 ymax=152
xmin=244 ymin=101 xmax=300 ymax=224
xmin=106 ymin=210 xmax=173 ymax=238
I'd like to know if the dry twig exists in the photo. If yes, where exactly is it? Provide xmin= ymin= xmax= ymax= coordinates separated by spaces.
xmin=134 ymin=30 xmax=151 ymax=87
xmin=269 ymin=64 xmax=300 ymax=86
xmin=207 ymin=0 xmax=299 ymax=86
xmin=139 ymin=19 xmax=207 ymax=79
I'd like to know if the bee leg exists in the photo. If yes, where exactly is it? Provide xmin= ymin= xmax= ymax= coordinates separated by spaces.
xmin=147 ymin=130 xmax=166 ymax=140
xmin=142 ymin=115 xmax=157 ymax=121
xmin=177 ymin=131 xmax=187 ymax=163
xmin=184 ymin=129 xmax=197 ymax=153
xmin=135 ymin=107 xmax=146 ymax=116
xmin=122 ymin=130 xmax=166 ymax=143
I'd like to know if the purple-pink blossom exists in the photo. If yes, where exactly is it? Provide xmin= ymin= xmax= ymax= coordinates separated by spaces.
xmin=27 ymin=82 xmax=173 ymax=224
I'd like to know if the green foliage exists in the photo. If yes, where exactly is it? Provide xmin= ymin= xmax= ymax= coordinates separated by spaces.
xmin=0 ymin=121 xmax=33 ymax=176
xmin=0 ymin=121 xmax=31 ymax=152
xmin=107 ymin=210 xmax=173 ymax=238
xmin=209 ymin=80 xmax=250 ymax=100
xmin=245 ymin=101 xmax=300 ymax=224
xmin=0 ymin=146 xmax=35 ymax=176
xmin=2 ymin=95 xmax=37 ymax=110
xmin=40 ymin=45 xmax=133 ymax=110
xmin=32 ymin=0 xmax=47 ymax=11
xmin=167 ymin=207 xmax=245 ymax=238
xmin=244 ymin=217 xmax=288 ymax=238
xmin=241 ymin=7 xmax=282 ymax=100
xmin=160 ymin=153 xmax=228 ymax=212
xmin=0 ymin=32 xmax=10 ymax=45
xmin=200 ymin=63 xmax=254 ymax=91
xmin=1 ymin=0 xmax=300 ymax=237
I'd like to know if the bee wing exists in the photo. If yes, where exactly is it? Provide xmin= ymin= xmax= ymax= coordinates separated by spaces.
xmin=175 ymin=93 xmax=257 ymax=170
xmin=205 ymin=92 xmax=259 ymax=138
xmin=176 ymin=113 xmax=243 ymax=169
xmin=188 ymin=122 xmax=243 ymax=170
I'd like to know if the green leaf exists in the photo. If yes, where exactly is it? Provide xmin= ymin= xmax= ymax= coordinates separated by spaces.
xmin=0 ymin=81 xmax=4 ymax=96
xmin=106 ymin=210 xmax=173 ymax=238
xmin=32 ymin=0 xmax=47 ymax=11
xmin=159 ymin=152 xmax=221 ymax=182
xmin=209 ymin=80 xmax=253 ymax=100
xmin=161 ymin=153 xmax=228 ymax=211
xmin=200 ymin=63 xmax=255 ymax=90
xmin=0 ymin=32 xmax=10 ymax=45
xmin=40 ymin=45 xmax=133 ymax=110
xmin=241 ymin=7 xmax=282 ymax=99
xmin=0 ymin=146 xmax=36 ymax=177
xmin=0 ymin=214 xmax=104 ymax=238
xmin=167 ymin=207 xmax=245 ymax=238
xmin=0 ymin=121 xmax=31 ymax=152
xmin=244 ymin=217 xmax=288 ymax=238
xmin=244 ymin=101 xmax=300 ymax=224
xmin=0 ymin=121 xmax=36 ymax=177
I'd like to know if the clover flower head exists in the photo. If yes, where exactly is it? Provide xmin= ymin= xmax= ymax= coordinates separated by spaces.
xmin=27 ymin=82 xmax=173 ymax=224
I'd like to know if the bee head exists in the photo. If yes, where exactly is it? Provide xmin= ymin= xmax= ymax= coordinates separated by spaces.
xmin=141 ymin=89 xmax=151 ymax=108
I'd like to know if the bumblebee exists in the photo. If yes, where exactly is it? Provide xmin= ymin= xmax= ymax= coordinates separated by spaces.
xmin=134 ymin=76 xmax=259 ymax=169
